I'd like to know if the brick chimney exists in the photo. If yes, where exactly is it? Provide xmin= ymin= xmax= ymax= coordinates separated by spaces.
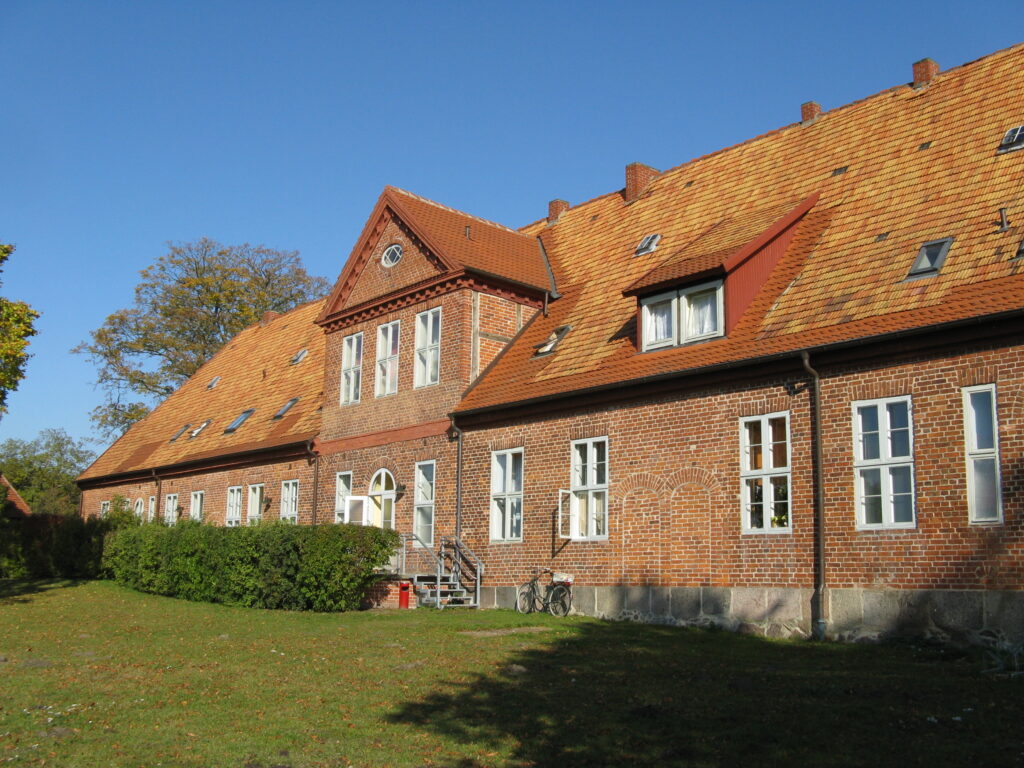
xmin=261 ymin=310 xmax=280 ymax=326
xmin=624 ymin=162 xmax=659 ymax=203
xmin=912 ymin=58 xmax=939 ymax=88
xmin=801 ymin=101 xmax=822 ymax=123
xmin=548 ymin=199 xmax=569 ymax=223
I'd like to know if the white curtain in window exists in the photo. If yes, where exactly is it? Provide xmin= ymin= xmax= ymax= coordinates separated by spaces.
xmin=647 ymin=300 xmax=674 ymax=344
xmin=688 ymin=291 xmax=718 ymax=337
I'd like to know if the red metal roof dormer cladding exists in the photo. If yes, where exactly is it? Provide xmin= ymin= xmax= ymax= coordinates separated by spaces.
xmin=623 ymin=192 xmax=820 ymax=334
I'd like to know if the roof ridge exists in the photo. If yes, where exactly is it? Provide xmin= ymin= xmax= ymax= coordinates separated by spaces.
xmin=386 ymin=186 xmax=522 ymax=235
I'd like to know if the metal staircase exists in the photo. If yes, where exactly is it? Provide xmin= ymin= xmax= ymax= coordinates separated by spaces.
xmin=396 ymin=533 xmax=484 ymax=609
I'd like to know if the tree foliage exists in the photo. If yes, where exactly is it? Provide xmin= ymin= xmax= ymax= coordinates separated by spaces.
xmin=0 ymin=244 xmax=39 ymax=416
xmin=0 ymin=428 xmax=96 ymax=516
xmin=74 ymin=238 xmax=329 ymax=437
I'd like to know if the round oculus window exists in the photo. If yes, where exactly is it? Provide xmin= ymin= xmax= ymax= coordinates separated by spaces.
xmin=381 ymin=243 xmax=403 ymax=267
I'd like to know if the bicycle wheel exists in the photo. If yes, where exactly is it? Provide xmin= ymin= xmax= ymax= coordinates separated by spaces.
xmin=516 ymin=583 xmax=536 ymax=613
xmin=548 ymin=584 xmax=572 ymax=617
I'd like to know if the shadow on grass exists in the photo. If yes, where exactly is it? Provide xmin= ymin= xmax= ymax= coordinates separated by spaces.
xmin=388 ymin=619 xmax=1017 ymax=768
xmin=0 ymin=578 xmax=88 ymax=604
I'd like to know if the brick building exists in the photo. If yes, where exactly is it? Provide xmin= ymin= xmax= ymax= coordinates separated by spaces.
xmin=80 ymin=45 xmax=1024 ymax=642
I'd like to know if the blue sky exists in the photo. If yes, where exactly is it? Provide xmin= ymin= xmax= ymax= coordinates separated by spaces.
xmin=1 ymin=1 xmax=1019 ymax=450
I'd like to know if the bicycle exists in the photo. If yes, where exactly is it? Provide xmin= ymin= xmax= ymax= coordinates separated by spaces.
xmin=516 ymin=568 xmax=573 ymax=616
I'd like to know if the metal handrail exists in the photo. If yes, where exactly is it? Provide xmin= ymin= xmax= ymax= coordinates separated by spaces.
xmin=438 ymin=535 xmax=485 ymax=610
xmin=397 ymin=532 xmax=443 ymax=576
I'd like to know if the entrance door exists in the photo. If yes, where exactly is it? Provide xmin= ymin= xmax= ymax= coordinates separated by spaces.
xmin=368 ymin=469 xmax=396 ymax=529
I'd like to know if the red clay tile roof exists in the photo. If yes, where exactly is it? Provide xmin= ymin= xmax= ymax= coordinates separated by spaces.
xmin=457 ymin=43 xmax=1024 ymax=414
xmin=79 ymin=300 xmax=326 ymax=482
xmin=1 ymin=475 xmax=32 ymax=517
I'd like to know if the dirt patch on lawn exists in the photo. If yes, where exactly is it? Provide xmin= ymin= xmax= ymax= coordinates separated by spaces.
xmin=459 ymin=627 xmax=553 ymax=638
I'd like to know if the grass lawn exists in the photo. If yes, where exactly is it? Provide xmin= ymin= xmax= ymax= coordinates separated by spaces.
xmin=1 ymin=580 xmax=1022 ymax=767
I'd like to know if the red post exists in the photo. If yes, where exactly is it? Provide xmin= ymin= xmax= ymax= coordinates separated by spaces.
xmin=398 ymin=581 xmax=411 ymax=609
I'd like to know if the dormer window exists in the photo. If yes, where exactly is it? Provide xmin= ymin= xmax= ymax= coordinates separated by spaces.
xmin=273 ymin=398 xmax=299 ymax=419
xmin=290 ymin=348 xmax=308 ymax=365
xmin=207 ymin=376 xmax=221 ymax=390
xmin=535 ymin=325 xmax=571 ymax=357
xmin=998 ymin=125 xmax=1024 ymax=152
xmin=635 ymin=234 xmax=661 ymax=256
xmin=640 ymin=280 xmax=724 ymax=351
xmin=189 ymin=420 xmax=211 ymax=439
xmin=907 ymin=238 xmax=953 ymax=278
xmin=224 ymin=409 xmax=254 ymax=433
xmin=170 ymin=424 xmax=191 ymax=442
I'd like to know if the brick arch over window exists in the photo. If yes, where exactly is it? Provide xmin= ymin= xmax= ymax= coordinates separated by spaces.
xmin=664 ymin=467 xmax=725 ymax=588
xmin=618 ymin=484 xmax=664 ymax=587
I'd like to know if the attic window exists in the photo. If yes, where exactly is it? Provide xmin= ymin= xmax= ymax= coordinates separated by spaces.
xmin=1014 ymin=239 xmax=1024 ymax=259
xmin=224 ymin=409 xmax=254 ymax=434
xmin=908 ymin=238 xmax=953 ymax=278
xmin=635 ymin=234 xmax=662 ymax=256
xmin=189 ymin=420 xmax=212 ymax=439
xmin=207 ymin=376 xmax=221 ymax=390
xmin=170 ymin=424 xmax=191 ymax=443
xmin=381 ymin=243 xmax=403 ymax=267
xmin=998 ymin=126 xmax=1024 ymax=152
xmin=641 ymin=280 xmax=724 ymax=351
xmin=290 ymin=348 xmax=308 ymax=365
xmin=534 ymin=325 xmax=571 ymax=357
xmin=273 ymin=398 xmax=299 ymax=419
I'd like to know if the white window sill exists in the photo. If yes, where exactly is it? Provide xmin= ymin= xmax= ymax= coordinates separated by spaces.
xmin=968 ymin=518 xmax=1003 ymax=526
xmin=413 ymin=381 xmax=440 ymax=390
xmin=855 ymin=523 xmax=917 ymax=532
xmin=568 ymin=536 xmax=609 ymax=543
xmin=741 ymin=527 xmax=792 ymax=536
xmin=489 ymin=538 xmax=523 ymax=545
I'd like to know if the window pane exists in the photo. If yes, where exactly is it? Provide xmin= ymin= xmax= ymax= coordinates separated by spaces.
xmin=381 ymin=498 xmax=394 ymax=529
xmin=687 ymin=290 xmax=718 ymax=337
xmin=887 ymin=401 xmax=908 ymax=430
xmin=431 ymin=311 xmax=441 ymax=343
xmin=510 ymin=452 xmax=523 ymax=493
xmin=972 ymin=458 xmax=998 ymax=521
xmin=646 ymin=299 xmax=674 ymax=345
xmin=746 ymin=478 xmax=764 ymax=529
xmin=415 ymin=505 xmax=433 ymax=543
xmin=574 ymin=443 xmax=587 ymax=486
xmin=592 ymin=491 xmax=607 ymax=536
xmin=890 ymin=466 xmax=913 ymax=523
xmin=861 ymin=468 xmax=882 ymax=524
xmin=769 ymin=417 xmax=787 ymax=468
xmin=745 ymin=420 xmax=763 ymax=470
xmin=575 ymin=490 xmax=588 ymax=534
xmin=509 ymin=497 xmax=522 ymax=539
xmin=593 ymin=440 xmax=606 ymax=485
xmin=429 ymin=348 xmax=439 ymax=384
xmin=858 ymin=406 xmax=880 ymax=460
xmin=970 ymin=391 xmax=995 ymax=450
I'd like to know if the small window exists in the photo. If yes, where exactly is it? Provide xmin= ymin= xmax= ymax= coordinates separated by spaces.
xmin=207 ymin=376 xmax=221 ymax=390
xmin=414 ymin=461 xmax=436 ymax=546
xmin=189 ymin=420 xmax=212 ymax=439
xmin=381 ymin=243 xmax=403 ymax=267
xmin=280 ymin=480 xmax=299 ymax=523
xmin=534 ymin=325 xmax=571 ymax=357
xmin=273 ymin=398 xmax=298 ymax=419
xmin=490 ymin=449 xmax=523 ymax=542
xmin=559 ymin=437 xmax=609 ymax=541
xmin=963 ymin=385 xmax=1002 ymax=524
xmin=170 ymin=424 xmax=191 ymax=442
xmin=148 ymin=495 xmax=156 ymax=522
xmin=190 ymin=490 xmax=205 ymax=521
xmin=224 ymin=409 xmax=254 ymax=433
xmin=414 ymin=307 xmax=442 ymax=387
xmin=998 ymin=125 xmax=1024 ymax=152
xmin=226 ymin=486 xmax=243 ymax=527
xmin=852 ymin=396 xmax=915 ymax=530
xmin=334 ymin=472 xmax=353 ymax=523
xmin=640 ymin=280 xmax=724 ymax=351
xmin=100 ymin=500 xmax=110 ymax=518
xmin=1015 ymin=240 xmax=1024 ymax=259
xmin=740 ymin=413 xmax=791 ymax=533
xmin=164 ymin=494 xmax=179 ymax=525
xmin=375 ymin=321 xmax=400 ymax=397
xmin=290 ymin=348 xmax=308 ymax=365
xmin=247 ymin=484 xmax=265 ymax=525
xmin=907 ymin=238 xmax=953 ymax=278
xmin=635 ymin=234 xmax=661 ymax=256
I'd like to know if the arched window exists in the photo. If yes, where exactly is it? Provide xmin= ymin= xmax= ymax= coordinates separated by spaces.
xmin=134 ymin=498 xmax=144 ymax=518
xmin=368 ymin=469 xmax=396 ymax=529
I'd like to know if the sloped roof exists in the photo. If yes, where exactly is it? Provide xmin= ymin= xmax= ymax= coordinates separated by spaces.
xmin=1 ymin=475 xmax=32 ymax=517
xmin=458 ymin=44 xmax=1024 ymax=414
xmin=80 ymin=300 xmax=326 ymax=482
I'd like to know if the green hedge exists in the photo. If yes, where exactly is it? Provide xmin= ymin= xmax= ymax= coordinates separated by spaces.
xmin=103 ymin=521 xmax=400 ymax=611
xmin=0 ymin=514 xmax=114 ymax=579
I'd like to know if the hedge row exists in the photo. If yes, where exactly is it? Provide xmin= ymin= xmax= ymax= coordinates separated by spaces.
xmin=103 ymin=521 xmax=400 ymax=611
xmin=0 ymin=514 xmax=113 ymax=579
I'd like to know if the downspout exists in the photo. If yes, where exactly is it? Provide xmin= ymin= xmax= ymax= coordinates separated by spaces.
xmin=307 ymin=439 xmax=319 ymax=525
xmin=152 ymin=469 xmax=162 ymax=521
xmin=801 ymin=351 xmax=827 ymax=641
xmin=450 ymin=420 xmax=464 ymax=539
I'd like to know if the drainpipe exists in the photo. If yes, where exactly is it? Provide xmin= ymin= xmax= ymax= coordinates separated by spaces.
xmin=801 ymin=351 xmax=827 ymax=641
xmin=152 ymin=469 xmax=162 ymax=521
xmin=450 ymin=420 xmax=464 ymax=539
xmin=306 ymin=439 xmax=319 ymax=525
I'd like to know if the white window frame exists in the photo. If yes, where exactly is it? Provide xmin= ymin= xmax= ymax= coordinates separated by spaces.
xmin=100 ymin=500 xmax=110 ymax=518
xmin=189 ymin=490 xmax=205 ymax=521
xmin=561 ymin=437 xmax=610 ymax=541
xmin=280 ymin=480 xmax=299 ymax=523
xmin=739 ymin=412 xmax=792 ymax=534
xmin=414 ymin=460 xmax=436 ymax=545
xmin=375 ymin=321 xmax=400 ymax=397
xmin=852 ymin=396 xmax=915 ymax=530
xmin=344 ymin=495 xmax=370 ymax=526
xmin=340 ymin=332 xmax=363 ymax=405
xmin=226 ymin=486 xmax=243 ymax=527
xmin=247 ymin=484 xmax=264 ymax=525
xmin=414 ymin=307 xmax=442 ymax=388
xmin=367 ymin=469 xmax=396 ymax=529
xmin=164 ymin=493 xmax=179 ymax=525
xmin=133 ymin=498 xmax=144 ymax=519
xmin=148 ymin=495 xmax=156 ymax=522
xmin=640 ymin=280 xmax=724 ymax=351
xmin=334 ymin=472 xmax=353 ymax=523
xmin=490 ymin=449 xmax=524 ymax=542
xmin=963 ymin=384 xmax=1002 ymax=524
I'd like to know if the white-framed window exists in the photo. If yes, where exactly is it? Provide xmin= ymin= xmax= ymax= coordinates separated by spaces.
xmin=740 ymin=413 xmax=791 ymax=533
xmin=164 ymin=493 xmax=179 ymax=525
xmin=190 ymin=491 xmax=205 ymax=521
xmin=341 ymin=332 xmax=363 ymax=405
xmin=148 ymin=495 xmax=156 ymax=522
xmin=368 ymin=469 xmax=396 ymax=529
xmin=247 ymin=484 xmax=264 ymax=525
xmin=133 ymin=498 xmax=144 ymax=519
xmin=852 ymin=396 xmax=915 ymax=529
xmin=963 ymin=384 xmax=1002 ymax=524
xmin=640 ymin=280 xmax=724 ymax=351
xmin=490 ymin=449 xmax=523 ymax=542
xmin=560 ymin=437 xmax=609 ymax=540
xmin=375 ymin=321 xmax=400 ymax=397
xmin=100 ymin=500 xmax=110 ymax=518
xmin=414 ymin=461 xmax=435 ymax=545
xmin=414 ymin=308 xmax=441 ymax=388
xmin=344 ymin=496 xmax=369 ymax=526
xmin=334 ymin=472 xmax=353 ymax=523
xmin=280 ymin=480 xmax=299 ymax=523
xmin=226 ymin=486 xmax=243 ymax=527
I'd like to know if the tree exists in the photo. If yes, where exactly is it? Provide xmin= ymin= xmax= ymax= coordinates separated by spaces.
xmin=74 ymin=238 xmax=329 ymax=437
xmin=0 ymin=244 xmax=39 ymax=415
xmin=0 ymin=428 xmax=96 ymax=516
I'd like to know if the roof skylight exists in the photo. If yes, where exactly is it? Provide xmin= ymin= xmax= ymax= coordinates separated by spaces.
xmin=224 ymin=409 xmax=255 ymax=434
xmin=998 ymin=125 xmax=1024 ymax=152
xmin=534 ymin=325 xmax=572 ymax=357
xmin=635 ymin=234 xmax=661 ymax=256
xmin=273 ymin=398 xmax=299 ymax=420
xmin=290 ymin=348 xmax=308 ymax=365
xmin=170 ymin=424 xmax=191 ymax=443
xmin=207 ymin=376 xmax=221 ymax=390
xmin=908 ymin=237 xmax=953 ymax=278
xmin=189 ymin=420 xmax=212 ymax=439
